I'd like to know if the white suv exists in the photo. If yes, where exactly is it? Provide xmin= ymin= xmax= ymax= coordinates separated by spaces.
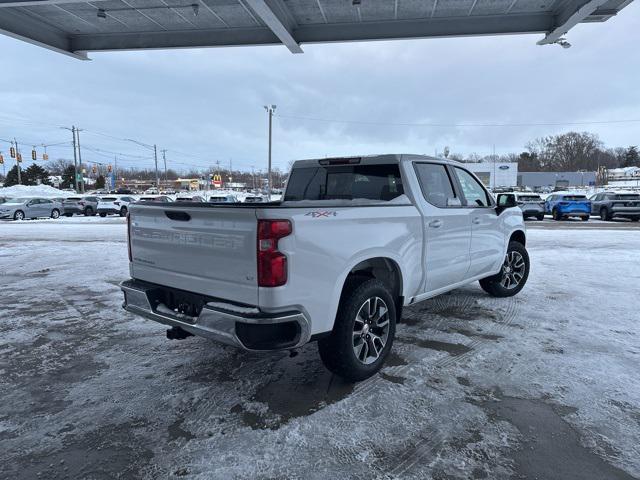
xmin=97 ymin=196 xmax=135 ymax=217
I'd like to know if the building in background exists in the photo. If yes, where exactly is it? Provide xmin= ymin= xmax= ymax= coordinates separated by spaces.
xmin=517 ymin=172 xmax=596 ymax=191
xmin=464 ymin=162 xmax=518 ymax=189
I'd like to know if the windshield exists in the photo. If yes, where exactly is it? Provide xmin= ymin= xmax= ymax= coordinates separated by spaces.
xmin=6 ymin=197 xmax=30 ymax=203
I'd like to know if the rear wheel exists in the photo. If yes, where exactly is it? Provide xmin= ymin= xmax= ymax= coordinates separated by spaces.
xmin=119 ymin=206 xmax=128 ymax=217
xmin=479 ymin=241 xmax=530 ymax=298
xmin=14 ymin=210 xmax=25 ymax=221
xmin=318 ymin=278 xmax=396 ymax=382
xmin=51 ymin=209 xmax=60 ymax=219
xmin=64 ymin=213 xmax=73 ymax=217
xmin=536 ymin=214 xmax=545 ymax=221
xmin=99 ymin=212 xmax=107 ymax=217
xmin=84 ymin=206 xmax=94 ymax=216
xmin=600 ymin=207 xmax=611 ymax=221
xmin=552 ymin=208 xmax=563 ymax=221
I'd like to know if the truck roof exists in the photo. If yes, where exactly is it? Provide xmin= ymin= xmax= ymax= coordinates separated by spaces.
xmin=291 ymin=154 xmax=460 ymax=169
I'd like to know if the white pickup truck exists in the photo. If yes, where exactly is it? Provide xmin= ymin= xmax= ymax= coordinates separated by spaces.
xmin=121 ymin=154 xmax=528 ymax=381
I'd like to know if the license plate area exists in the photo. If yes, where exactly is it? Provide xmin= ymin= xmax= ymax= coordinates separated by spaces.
xmin=147 ymin=285 xmax=210 ymax=321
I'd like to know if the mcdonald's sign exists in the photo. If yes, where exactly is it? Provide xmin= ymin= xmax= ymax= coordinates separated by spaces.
xmin=212 ymin=174 xmax=222 ymax=188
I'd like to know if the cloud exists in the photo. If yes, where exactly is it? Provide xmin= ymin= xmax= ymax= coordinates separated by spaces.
xmin=1 ymin=0 xmax=638 ymax=173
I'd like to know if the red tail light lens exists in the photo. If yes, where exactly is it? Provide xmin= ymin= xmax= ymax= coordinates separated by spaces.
xmin=257 ymin=220 xmax=292 ymax=287
xmin=127 ymin=213 xmax=132 ymax=262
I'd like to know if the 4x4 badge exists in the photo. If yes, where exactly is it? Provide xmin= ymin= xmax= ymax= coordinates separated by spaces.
xmin=305 ymin=211 xmax=337 ymax=218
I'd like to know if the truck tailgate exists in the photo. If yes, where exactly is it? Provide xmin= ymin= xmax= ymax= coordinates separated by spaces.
xmin=128 ymin=204 xmax=258 ymax=305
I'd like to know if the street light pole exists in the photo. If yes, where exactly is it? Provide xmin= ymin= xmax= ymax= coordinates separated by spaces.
xmin=153 ymin=144 xmax=159 ymax=189
xmin=264 ymin=105 xmax=276 ymax=197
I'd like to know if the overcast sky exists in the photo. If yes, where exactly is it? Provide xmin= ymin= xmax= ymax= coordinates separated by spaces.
xmin=1 ymin=1 xmax=639 ymax=174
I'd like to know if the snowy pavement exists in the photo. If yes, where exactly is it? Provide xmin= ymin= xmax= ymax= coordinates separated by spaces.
xmin=0 ymin=220 xmax=639 ymax=479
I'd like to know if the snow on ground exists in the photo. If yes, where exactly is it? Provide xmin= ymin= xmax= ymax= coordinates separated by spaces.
xmin=0 ymin=184 xmax=66 ymax=198
xmin=0 ymin=221 xmax=638 ymax=479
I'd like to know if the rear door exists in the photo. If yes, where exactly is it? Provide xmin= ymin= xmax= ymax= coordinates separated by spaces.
xmin=413 ymin=162 xmax=471 ymax=292
xmin=451 ymin=167 xmax=503 ymax=278
xmin=129 ymin=204 xmax=259 ymax=305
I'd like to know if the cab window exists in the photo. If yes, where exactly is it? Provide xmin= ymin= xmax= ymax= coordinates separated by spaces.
xmin=453 ymin=167 xmax=492 ymax=207
xmin=413 ymin=163 xmax=458 ymax=208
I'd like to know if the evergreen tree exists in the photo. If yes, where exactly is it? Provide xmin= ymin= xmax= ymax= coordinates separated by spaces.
xmin=95 ymin=174 xmax=106 ymax=190
xmin=23 ymin=164 xmax=51 ymax=186
xmin=3 ymin=165 xmax=21 ymax=187
xmin=60 ymin=165 xmax=77 ymax=190
xmin=623 ymin=146 xmax=639 ymax=168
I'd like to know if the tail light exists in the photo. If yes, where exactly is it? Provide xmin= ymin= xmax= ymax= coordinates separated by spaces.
xmin=127 ymin=213 xmax=132 ymax=262
xmin=78 ymin=201 xmax=86 ymax=206
xmin=257 ymin=220 xmax=292 ymax=287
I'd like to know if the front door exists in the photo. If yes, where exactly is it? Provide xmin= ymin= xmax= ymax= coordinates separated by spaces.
xmin=452 ymin=167 xmax=504 ymax=278
xmin=413 ymin=162 xmax=471 ymax=293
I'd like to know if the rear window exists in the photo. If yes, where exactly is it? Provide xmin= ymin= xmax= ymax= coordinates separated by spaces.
xmin=614 ymin=194 xmax=640 ymax=200
xmin=66 ymin=197 xmax=82 ymax=201
xmin=284 ymin=164 xmax=404 ymax=201
xmin=101 ymin=197 xmax=117 ymax=201
xmin=563 ymin=195 xmax=587 ymax=201
xmin=518 ymin=195 xmax=542 ymax=201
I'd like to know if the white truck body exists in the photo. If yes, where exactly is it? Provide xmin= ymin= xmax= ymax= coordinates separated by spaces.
xmin=121 ymin=154 xmax=526 ymax=374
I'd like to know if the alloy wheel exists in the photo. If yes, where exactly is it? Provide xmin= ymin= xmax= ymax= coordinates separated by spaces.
xmin=500 ymin=251 xmax=526 ymax=289
xmin=352 ymin=296 xmax=390 ymax=365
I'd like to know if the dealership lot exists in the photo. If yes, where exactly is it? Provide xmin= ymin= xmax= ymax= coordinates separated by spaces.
xmin=0 ymin=219 xmax=638 ymax=479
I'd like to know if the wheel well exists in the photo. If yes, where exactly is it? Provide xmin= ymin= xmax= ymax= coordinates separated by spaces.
xmin=510 ymin=230 xmax=526 ymax=246
xmin=342 ymin=257 xmax=403 ymax=303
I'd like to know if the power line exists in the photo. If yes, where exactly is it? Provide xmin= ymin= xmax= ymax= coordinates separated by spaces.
xmin=275 ymin=113 xmax=640 ymax=128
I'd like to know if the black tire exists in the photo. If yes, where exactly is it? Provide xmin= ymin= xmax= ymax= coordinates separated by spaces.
xmin=51 ymin=209 xmax=60 ymax=219
xmin=536 ymin=214 xmax=545 ymax=221
xmin=13 ymin=210 xmax=25 ymax=221
xmin=84 ymin=206 xmax=94 ymax=216
xmin=630 ymin=217 xmax=640 ymax=222
xmin=318 ymin=278 xmax=396 ymax=382
xmin=581 ymin=216 xmax=589 ymax=222
xmin=479 ymin=241 xmax=530 ymax=298
xmin=600 ymin=207 xmax=611 ymax=221
xmin=64 ymin=213 xmax=73 ymax=217
xmin=119 ymin=206 xmax=128 ymax=217
xmin=552 ymin=208 xmax=563 ymax=221
xmin=99 ymin=212 xmax=107 ymax=217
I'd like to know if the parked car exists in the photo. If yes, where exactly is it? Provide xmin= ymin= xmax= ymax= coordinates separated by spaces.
xmin=208 ymin=194 xmax=238 ymax=204
xmin=175 ymin=195 xmax=205 ymax=202
xmin=62 ymin=196 xmax=99 ymax=216
xmin=509 ymin=192 xmax=545 ymax=220
xmin=97 ymin=196 xmax=136 ymax=217
xmin=0 ymin=197 xmax=61 ymax=220
xmin=243 ymin=195 xmax=265 ymax=203
xmin=589 ymin=192 xmax=640 ymax=221
xmin=545 ymin=193 xmax=591 ymax=221
xmin=121 ymin=154 xmax=529 ymax=381
xmin=144 ymin=188 xmax=159 ymax=195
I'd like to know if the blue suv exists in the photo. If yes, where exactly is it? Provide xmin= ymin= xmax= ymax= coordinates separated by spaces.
xmin=545 ymin=193 xmax=591 ymax=221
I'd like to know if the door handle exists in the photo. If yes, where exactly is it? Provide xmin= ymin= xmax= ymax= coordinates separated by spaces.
xmin=472 ymin=217 xmax=481 ymax=225
xmin=428 ymin=219 xmax=443 ymax=228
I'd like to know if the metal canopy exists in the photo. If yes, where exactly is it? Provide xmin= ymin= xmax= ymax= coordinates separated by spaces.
xmin=0 ymin=0 xmax=634 ymax=60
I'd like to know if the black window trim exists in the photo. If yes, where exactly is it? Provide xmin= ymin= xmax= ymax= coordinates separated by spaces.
xmin=449 ymin=165 xmax=496 ymax=209
xmin=412 ymin=161 xmax=461 ymax=209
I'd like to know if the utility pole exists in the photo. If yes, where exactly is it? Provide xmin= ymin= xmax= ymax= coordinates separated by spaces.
xmin=264 ymin=105 xmax=276 ymax=197
xmin=76 ymin=127 xmax=85 ymax=193
xmin=13 ymin=139 xmax=22 ymax=185
xmin=62 ymin=126 xmax=80 ymax=192
xmin=161 ymin=149 xmax=168 ymax=189
xmin=153 ymin=144 xmax=159 ymax=189
xmin=251 ymin=165 xmax=255 ymax=190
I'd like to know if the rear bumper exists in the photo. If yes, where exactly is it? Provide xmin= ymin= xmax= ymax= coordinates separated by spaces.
xmin=98 ymin=207 xmax=120 ymax=215
xmin=63 ymin=206 xmax=82 ymax=214
xmin=611 ymin=207 xmax=640 ymax=218
xmin=120 ymin=279 xmax=311 ymax=351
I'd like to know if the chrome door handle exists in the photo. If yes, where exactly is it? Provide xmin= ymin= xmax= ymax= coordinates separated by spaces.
xmin=472 ymin=217 xmax=481 ymax=225
xmin=429 ymin=219 xmax=443 ymax=228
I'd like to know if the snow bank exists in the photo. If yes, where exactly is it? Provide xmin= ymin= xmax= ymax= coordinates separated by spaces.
xmin=0 ymin=184 xmax=65 ymax=198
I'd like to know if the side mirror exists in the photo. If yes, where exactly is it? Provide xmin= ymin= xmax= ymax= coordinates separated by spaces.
xmin=496 ymin=194 xmax=516 ymax=215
